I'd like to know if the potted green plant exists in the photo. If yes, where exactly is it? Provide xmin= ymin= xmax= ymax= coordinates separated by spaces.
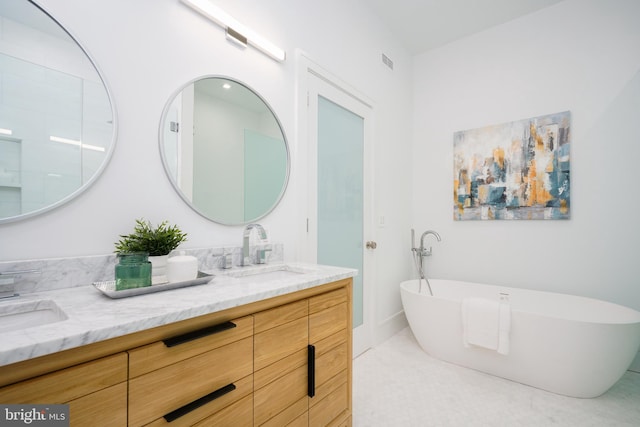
xmin=115 ymin=218 xmax=188 ymax=279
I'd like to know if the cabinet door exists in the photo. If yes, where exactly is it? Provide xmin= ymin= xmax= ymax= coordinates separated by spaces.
xmin=254 ymin=284 xmax=352 ymax=427
xmin=309 ymin=288 xmax=351 ymax=426
xmin=254 ymin=299 xmax=309 ymax=426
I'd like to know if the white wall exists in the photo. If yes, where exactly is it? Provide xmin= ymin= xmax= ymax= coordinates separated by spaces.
xmin=0 ymin=0 xmax=413 ymax=342
xmin=412 ymin=0 xmax=640 ymax=311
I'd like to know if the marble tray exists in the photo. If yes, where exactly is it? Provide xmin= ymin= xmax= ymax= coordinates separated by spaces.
xmin=93 ymin=272 xmax=214 ymax=299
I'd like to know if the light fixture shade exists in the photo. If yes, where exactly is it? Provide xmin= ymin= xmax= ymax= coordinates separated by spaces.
xmin=181 ymin=0 xmax=286 ymax=62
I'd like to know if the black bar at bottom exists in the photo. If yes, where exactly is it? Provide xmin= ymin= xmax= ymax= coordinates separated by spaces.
xmin=164 ymin=383 xmax=236 ymax=422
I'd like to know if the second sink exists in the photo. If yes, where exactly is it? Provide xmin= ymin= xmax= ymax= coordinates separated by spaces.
xmin=0 ymin=299 xmax=68 ymax=333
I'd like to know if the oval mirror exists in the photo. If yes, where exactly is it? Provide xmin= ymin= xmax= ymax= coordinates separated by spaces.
xmin=0 ymin=1 xmax=116 ymax=223
xmin=160 ymin=77 xmax=289 ymax=225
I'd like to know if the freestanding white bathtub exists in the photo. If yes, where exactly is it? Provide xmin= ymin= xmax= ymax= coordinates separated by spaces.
xmin=400 ymin=278 xmax=640 ymax=398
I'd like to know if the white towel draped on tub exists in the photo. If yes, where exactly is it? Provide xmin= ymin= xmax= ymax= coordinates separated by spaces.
xmin=462 ymin=297 xmax=511 ymax=355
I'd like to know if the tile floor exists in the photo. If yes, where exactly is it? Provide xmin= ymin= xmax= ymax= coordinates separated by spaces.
xmin=353 ymin=328 xmax=640 ymax=426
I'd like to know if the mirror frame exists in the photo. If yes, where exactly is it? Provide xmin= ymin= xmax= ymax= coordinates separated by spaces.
xmin=158 ymin=75 xmax=290 ymax=225
xmin=0 ymin=0 xmax=117 ymax=224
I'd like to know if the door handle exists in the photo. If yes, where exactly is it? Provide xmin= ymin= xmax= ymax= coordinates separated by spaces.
xmin=366 ymin=241 xmax=377 ymax=249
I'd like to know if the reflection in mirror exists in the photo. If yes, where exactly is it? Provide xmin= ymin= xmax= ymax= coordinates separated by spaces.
xmin=0 ymin=1 xmax=115 ymax=222
xmin=161 ymin=77 xmax=289 ymax=225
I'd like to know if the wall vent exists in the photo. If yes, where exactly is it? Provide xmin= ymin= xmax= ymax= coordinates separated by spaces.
xmin=382 ymin=53 xmax=394 ymax=70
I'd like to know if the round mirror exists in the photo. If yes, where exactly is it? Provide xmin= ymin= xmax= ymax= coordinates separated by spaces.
xmin=0 ymin=1 xmax=116 ymax=223
xmin=160 ymin=76 xmax=289 ymax=225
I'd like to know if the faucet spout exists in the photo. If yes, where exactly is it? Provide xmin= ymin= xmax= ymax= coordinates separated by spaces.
xmin=0 ymin=269 xmax=41 ymax=299
xmin=241 ymin=224 xmax=267 ymax=266
xmin=419 ymin=230 xmax=441 ymax=256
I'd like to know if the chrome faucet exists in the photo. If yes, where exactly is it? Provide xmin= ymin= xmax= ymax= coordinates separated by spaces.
xmin=0 ymin=269 xmax=41 ymax=299
xmin=419 ymin=230 xmax=442 ymax=257
xmin=411 ymin=229 xmax=442 ymax=296
xmin=240 ymin=224 xmax=268 ymax=266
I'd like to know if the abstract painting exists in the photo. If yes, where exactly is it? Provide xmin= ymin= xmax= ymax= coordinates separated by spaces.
xmin=453 ymin=111 xmax=570 ymax=220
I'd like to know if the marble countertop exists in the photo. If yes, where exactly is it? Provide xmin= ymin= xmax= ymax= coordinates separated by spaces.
xmin=0 ymin=262 xmax=357 ymax=367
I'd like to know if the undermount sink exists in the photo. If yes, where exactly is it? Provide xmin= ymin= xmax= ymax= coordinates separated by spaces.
xmin=222 ymin=265 xmax=312 ymax=282
xmin=0 ymin=299 xmax=68 ymax=333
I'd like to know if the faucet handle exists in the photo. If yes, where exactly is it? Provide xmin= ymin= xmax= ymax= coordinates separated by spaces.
xmin=218 ymin=252 xmax=233 ymax=269
xmin=256 ymin=248 xmax=272 ymax=264
xmin=0 ymin=269 xmax=40 ymax=299
xmin=0 ymin=280 xmax=17 ymax=299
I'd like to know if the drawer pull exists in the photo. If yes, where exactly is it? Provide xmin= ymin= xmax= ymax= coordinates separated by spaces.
xmin=308 ymin=344 xmax=316 ymax=397
xmin=163 ymin=321 xmax=237 ymax=347
xmin=163 ymin=383 xmax=236 ymax=422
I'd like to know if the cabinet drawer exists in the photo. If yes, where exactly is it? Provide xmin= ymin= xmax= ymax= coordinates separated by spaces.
xmin=129 ymin=336 xmax=253 ymax=427
xmin=254 ymin=316 xmax=308 ymax=371
xmin=129 ymin=316 xmax=253 ymax=378
xmin=69 ymin=382 xmax=127 ymax=427
xmin=0 ymin=352 xmax=127 ymax=404
xmin=309 ymin=302 xmax=348 ymax=343
xmin=254 ymin=299 xmax=308 ymax=333
xmin=143 ymin=374 xmax=253 ymax=427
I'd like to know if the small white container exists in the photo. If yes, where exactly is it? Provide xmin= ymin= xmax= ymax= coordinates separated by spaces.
xmin=166 ymin=251 xmax=198 ymax=283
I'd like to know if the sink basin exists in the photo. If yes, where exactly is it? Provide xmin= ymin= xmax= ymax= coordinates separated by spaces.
xmin=236 ymin=269 xmax=303 ymax=281
xmin=222 ymin=265 xmax=312 ymax=282
xmin=0 ymin=299 xmax=68 ymax=333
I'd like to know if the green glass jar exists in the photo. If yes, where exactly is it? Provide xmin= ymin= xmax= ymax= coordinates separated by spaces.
xmin=115 ymin=252 xmax=152 ymax=290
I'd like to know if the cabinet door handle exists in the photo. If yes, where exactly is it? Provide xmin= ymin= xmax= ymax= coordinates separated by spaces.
xmin=308 ymin=344 xmax=316 ymax=397
xmin=163 ymin=383 xmax=236 ymax=422
xmin=163 ymin=321 xmax=236 ymax=347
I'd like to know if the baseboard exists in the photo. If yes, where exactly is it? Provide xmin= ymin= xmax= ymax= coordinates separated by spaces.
xmin=374 ymin=310 xmax=408 ymax=345
xmin=630 ymin=351 xmax=640 ymax=373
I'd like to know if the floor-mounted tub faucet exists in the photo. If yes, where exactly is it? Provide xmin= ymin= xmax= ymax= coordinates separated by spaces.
xmin=411 ymin=229 xmax=441 ymax=296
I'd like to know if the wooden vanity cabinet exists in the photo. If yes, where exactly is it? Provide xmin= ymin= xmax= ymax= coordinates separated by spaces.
xmin=0 ymin=278 xmax=352 ymax=427
xmin=0 ymin=352 xmax=128 ymax=427
xmin=254 ymin=285 xmax=352 ymax=427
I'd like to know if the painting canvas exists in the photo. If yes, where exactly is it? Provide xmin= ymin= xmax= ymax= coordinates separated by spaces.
xmin=453 ymin=111 xmax=570 ymax=220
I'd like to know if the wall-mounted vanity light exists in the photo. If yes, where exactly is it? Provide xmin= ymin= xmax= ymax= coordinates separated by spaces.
xmin=0 ymin=128 xmax=13 ymax=136
xmin=181 ymin=0 xmax=286 ymax=62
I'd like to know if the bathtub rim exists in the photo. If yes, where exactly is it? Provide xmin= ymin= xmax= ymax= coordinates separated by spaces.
xmin=400 ymin=278 xmax=640 ymax=326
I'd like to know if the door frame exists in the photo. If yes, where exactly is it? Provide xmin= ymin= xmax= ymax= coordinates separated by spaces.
xmin=295 ymin=50 xmax=375 ymax=357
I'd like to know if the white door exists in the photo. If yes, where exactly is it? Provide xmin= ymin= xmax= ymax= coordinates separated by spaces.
xmin=303 ymin=65 xmax=375 ymax=357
